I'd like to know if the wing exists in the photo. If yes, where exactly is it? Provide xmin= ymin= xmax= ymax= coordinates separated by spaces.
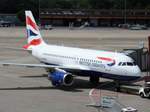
xmin=0 ymin=62 xmax=90 ymax=71
xmin=0 ymin=46 xmax=31 ymax=51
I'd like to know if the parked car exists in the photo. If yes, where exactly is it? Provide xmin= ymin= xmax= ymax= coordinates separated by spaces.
xmin=41 ymin=25 xmax=53 ymax=30
xmin=0 ymin=20 xmax=14 ymax=27
xmin=118 ymin=24 xmax=130 ymax=29
xmin=129 ymin=24 xmax=148 ymax=30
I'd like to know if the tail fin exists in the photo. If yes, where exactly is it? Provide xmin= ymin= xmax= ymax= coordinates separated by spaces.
xmin=23 ymin=11 xmax=44 ymax=49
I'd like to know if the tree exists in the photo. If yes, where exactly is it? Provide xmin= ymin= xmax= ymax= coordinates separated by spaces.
xmin=16 ymin=0 xmax=38 ymax=23
xmin=0 ymin=0 xmax=150 ymax=15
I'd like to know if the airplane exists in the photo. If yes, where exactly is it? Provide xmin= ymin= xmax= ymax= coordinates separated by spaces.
xmin=0 ymin=10 xmax=142 ymax=87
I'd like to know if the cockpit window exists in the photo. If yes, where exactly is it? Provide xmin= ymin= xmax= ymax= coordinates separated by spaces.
xmin=127 ymin=62 xmax=133 ymax=66
xmin=118 ymin=62 xmax=122 ymax=66
xmin=122 ymin=62 xmax=126 ymax=66
xmin=118 ymin=62 xmax=136 ymax=66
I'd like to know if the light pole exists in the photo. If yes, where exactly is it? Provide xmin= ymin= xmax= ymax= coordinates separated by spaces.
xmin=38 ymin=0 xmax=41 ymax=26
xmin=124 ymin=0 xmax=127 ymax=24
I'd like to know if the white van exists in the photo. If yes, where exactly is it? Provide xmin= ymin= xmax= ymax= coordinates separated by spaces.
xmin=139 ymin=82 xmax=150 ymax=98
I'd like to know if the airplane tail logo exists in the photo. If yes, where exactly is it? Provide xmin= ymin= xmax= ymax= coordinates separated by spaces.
xmin=23 ymin=11 xmax=44 ymax=49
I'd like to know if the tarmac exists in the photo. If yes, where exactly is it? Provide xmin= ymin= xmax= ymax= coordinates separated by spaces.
xmin=0 ymin=27 xmax=149 ymax=112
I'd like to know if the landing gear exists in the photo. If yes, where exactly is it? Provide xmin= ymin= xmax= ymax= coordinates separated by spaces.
xmin=115 ymin=81 xmax=121 ymax=92
xmin=89 ymin=76 xmax=99 ymax=85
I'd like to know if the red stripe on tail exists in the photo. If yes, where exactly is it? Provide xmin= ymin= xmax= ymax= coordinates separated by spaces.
xmin=26 ymin=16 xmax=37 ymax=31
xmin=23 ymin=38 xmax=42 ymax=49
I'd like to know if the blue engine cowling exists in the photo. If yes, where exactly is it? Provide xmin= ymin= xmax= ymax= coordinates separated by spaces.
xmin=48 ymin=70 xmax=74 ymax=86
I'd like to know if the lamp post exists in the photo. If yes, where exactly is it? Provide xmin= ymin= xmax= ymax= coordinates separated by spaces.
xmin=38 ymin=0 xmax=41 ymax=26
xmin=124 ymin=0 xmax=127 ymax=24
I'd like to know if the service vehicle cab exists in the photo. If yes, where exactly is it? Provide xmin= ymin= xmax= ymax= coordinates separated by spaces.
xmin=139 ymin=82 xmax=150 ymax=98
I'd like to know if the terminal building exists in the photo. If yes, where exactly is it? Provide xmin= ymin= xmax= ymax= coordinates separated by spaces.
xmin=40 ymin=9 xmax=150 ymax=27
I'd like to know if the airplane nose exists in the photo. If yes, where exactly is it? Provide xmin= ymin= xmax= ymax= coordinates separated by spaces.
xmin=133 ymin=66 xmax=141 ymax=77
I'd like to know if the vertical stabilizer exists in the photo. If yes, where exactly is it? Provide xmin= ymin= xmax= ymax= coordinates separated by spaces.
xmin=24 ymin=10 xmax=44 ymax=49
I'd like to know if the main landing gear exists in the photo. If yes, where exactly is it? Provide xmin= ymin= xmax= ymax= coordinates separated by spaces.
xmin=114 ymin=81 xmax=121 ymax=92
xmin=89 ymin=76 xmax=121 ymax=91
xmin=89 ymin=76 xmax=99 ymax=85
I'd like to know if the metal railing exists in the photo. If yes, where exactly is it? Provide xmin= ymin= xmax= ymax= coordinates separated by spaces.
xmin=40 ymin=9 xmax=150 ymax=19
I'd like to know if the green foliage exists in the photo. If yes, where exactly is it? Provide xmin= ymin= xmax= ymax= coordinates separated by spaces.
xmin=0 ymin=0 xmax=150 ymax=22
xmin=0 ymin=0 xmax=150 ymax=13
xmin=16 ymin=9 xmax=25 ymax=24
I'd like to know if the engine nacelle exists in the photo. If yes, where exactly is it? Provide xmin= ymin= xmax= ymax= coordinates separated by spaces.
xmin=48 ymin=69 xmax=74 ymax=86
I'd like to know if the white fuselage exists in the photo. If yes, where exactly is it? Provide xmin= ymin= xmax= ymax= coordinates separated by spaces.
xmin=31 ymin=43 xmax=141 ymax=81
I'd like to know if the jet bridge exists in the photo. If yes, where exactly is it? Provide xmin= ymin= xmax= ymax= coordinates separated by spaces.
xmin=122 ymin=47 xmax=149 ymax=72
xmin=122 ymin=36 xmax=150 ymax=82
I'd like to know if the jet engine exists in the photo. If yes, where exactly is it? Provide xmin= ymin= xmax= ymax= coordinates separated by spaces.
xmin=48 ymin=69 xmax=74 ymax=86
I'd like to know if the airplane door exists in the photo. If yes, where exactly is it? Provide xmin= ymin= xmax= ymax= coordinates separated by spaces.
xmin=105 ymin=66 xmax=111 ymax=72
